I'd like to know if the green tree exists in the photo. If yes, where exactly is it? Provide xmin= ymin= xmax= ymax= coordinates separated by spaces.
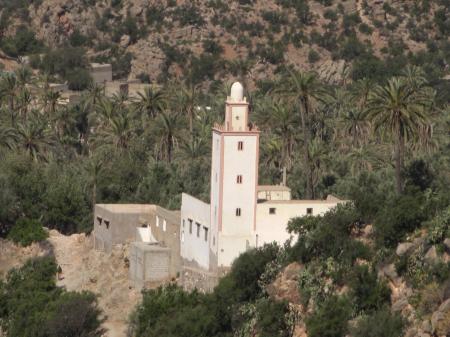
xmin=366 ymin=76 xmax=434 ymax=194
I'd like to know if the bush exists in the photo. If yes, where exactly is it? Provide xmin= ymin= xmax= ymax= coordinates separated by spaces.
xmin=374 ymin=192 xmax=426 ymax=247
xmin=256 ymin=298 xmax=290 ymax=337
xmin=349 ymin=265 xmax=391 ymax=314
xmin=0 ymin=256 xmax=103 ymax=337
xmin=0 ymin=25 xmax=43 ymax=57
xmin=308 ymin=49 xmax=320 ymax=63
xmin=351 ymin=307 xmax=404 ymax=337
xmin=306 ymin=295 xmax=352 ymax=337
xmin=7 ymin=218 xmax=48 ymax=246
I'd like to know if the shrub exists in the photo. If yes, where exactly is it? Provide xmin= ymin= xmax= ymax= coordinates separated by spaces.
xmin=349 ymin=265 xmax=391 ymax=314
xmin=7 ymin=218 xmax=48 ymax=246
xmin=351 ymin=307 xmax=404 ymax=337
xmin=0 ymin=25 xmax=43 ymax=57
xmin=308 ymin=49 xmax=320 ymax=63
xmin=225 ymin=243 xmax=281 ymax=302
xmin=0 ymin=256 xmax=103 ymax=337
xmin=427 ymin=206 xmax=450 ymax=245
xmin=256 ymin=298 xmax=290 ymax=337
xmin=306 ymin=295 xmax=352 ymax=337
xmin=374 ymin=192 xmax=426 ymax=247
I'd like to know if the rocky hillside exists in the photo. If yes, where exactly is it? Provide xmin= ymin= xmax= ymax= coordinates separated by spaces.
xmin=0 ymin=230 xmax=141 ymax=337
xmin=0 ymin=0 xmax=448 ymax=86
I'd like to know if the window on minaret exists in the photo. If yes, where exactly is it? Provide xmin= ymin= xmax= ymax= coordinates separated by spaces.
xmin=188 ymin=219 xmax=193 ymax=234
xmin=236 ymin=208 xmax=241 ymax=216
xmin=204 ymin=227 xmax=208 ymax=242
xmin=237 ymin=175 xmax=243 ymax=184
xmin=196 ymin=222 xmax=201 ymax=237
xmin=238 ymin=141 xmax=243 ymax=150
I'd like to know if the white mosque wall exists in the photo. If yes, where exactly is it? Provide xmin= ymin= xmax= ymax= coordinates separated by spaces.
xmin=180 ymin=193 xmax=211 ymax=270
xmin=255 ymin=201 xmax=342 ymax=247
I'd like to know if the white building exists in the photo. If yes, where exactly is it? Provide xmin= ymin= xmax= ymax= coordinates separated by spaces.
xmin=181 ymin=82 xmax=346 ymax=271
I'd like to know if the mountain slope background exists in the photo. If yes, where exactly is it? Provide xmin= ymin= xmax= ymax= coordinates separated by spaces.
xmin=0 ymin=0 xmax=449 ymax=88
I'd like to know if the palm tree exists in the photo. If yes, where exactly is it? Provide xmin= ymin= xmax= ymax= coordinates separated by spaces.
xmin=278 ymin=68 xmax=327 ymax=199
xmin=154 ymin=110 xmax=180 ymax=163
xmin=338 ymin=108 xmax=370 ymax=148
xmin=0 ymin=126 xmax=17 ymax=153
xmin=177 ymin=82 xmax=200 ymax=134
xmin=45 ymin=90 xmax=61 ymax=117
xmin=308 ymin=139 xmax=329 ymax=199
xmin=270 ymin=101 xmax=298 ymax=183
xmin=135 ymin=86 xmax=166 ymax=119
xmin=0 ymin=73 xmax=18 ymax=119
xmin=84 ymin=83 xmax=104 ymax=110
xmin=84 ymin=156 xmax=104 ymax=210
xmin=366 ymin=77 xmax=434 ymax=194
xmin=16 ymin=117 xmax=53 ymax=161
xmin=14 ymin=66 xmax=33 ymax=86
xmin=94 ymin=110 xmax=135 ymax=151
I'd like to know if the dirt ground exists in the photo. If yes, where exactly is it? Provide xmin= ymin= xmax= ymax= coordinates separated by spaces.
xmin=0 ymin=230 xmax=141 ymax=337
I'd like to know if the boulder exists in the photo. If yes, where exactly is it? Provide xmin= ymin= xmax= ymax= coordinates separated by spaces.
xmin=392 ymin=297 xmax=409 ymax=312
xmin=396 ymin=242 xmax=414 ymax=256
xmin=431 ymin=298 xmax=450 ymax=336
xmin=120 ymin=35 xmax=131 ymax=48
xmin=421 ymin=319 xmax=432 ymax=334
xmin=379 ymin=264 xmax=401 ymax=286
xmin=425 ymin=246 xmax=439 ymax=265
xmin=443 ymin=238 xmax=450 ymax=252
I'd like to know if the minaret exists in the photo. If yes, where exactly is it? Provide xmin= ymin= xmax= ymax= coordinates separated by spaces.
xmin=210 ymin=82 xmax=260 ymax=268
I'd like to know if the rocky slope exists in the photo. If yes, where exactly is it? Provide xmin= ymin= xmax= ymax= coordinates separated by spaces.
xmin=0 ymin=230 xmax=141 ymax=337
xmin=2 ymin=0 xmax=448 ymax=85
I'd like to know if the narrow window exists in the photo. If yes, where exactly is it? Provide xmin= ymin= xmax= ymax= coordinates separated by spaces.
xmin=269 ymin=207 xmax=276 ymax=214
xmin=189 ymin=219 xmax=193 ymax=234
xmin=307 ymin=208 xmax=313 ymax=215
xmin=104 ymin=220 xmax=110 ymax=229
xmin=204 ymin=227 xmax=208 ymax=242
xmin=196 ymin=222 xmax=201 ymax=237
xmin=96 ymin=216 xmax=102 ymax=225
xmin=238 ymin=141 xmax=243 ymax=151
xmin=236 ymin=208 xmax=241 ymax=216
xmin=237 ymin=175 xmax=243 ymax=184
xmin=163 ymin=219 xmax=167 ymax=232
xmin=183 ymin=219 xmax=185 ymax=228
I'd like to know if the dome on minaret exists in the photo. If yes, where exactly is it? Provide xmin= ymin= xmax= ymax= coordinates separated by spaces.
xmin=230 ymin=82 xmax=244 ymax=101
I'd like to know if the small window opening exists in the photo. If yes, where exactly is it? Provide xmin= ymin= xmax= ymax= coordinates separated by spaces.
xmin=236 ymin=208 xmax=241 ymax=216
xmin=189 ymin=219 xmax=193 ymax=234
xmin=307 ymin=208 xmax=313 ymax=215
xmin=269 ymin=208 xmax=276 ymax=214
xmin=96 ymin=216 xmax=102 ymax=225
xmin=204 ymin=227 xmax=208 ymax=242
xmin=104 ymin=220 xmax=110 ymax=229
xmin=196 ymin=222 xmax=201 ymax=237
xmin=238 ymin=141 xmax=243 ymax=150
xmin=237 ymin=175 xmax=243 ymax=184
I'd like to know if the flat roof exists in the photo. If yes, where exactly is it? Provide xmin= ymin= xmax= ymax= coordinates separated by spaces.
xmin=132 ymin=242 xmax=171 ymax=252
xmin=257 ymin=185 xmax=291 ymax=192
xmin=96 ymin=204 xmax=156 ymax=213
xmin=258 ymin=195 xmax=346 ymax=205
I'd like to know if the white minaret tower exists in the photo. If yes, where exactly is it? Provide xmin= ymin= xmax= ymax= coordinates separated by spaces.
xmin=210 ymin=82 xmax=260 ymax=268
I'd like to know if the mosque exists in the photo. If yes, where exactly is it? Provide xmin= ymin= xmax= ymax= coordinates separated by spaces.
xmin=93 ymin=83 xmax=345 ymax=289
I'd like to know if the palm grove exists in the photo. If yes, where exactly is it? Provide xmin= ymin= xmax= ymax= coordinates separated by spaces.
xmin=0 ymin=61 xmax=450 ymax=337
